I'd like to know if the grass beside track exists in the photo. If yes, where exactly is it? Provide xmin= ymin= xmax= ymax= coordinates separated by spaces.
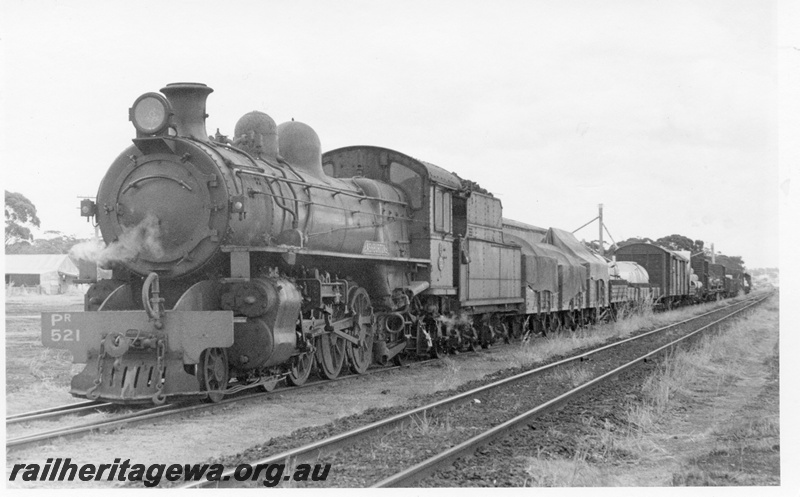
xmin=522 ymin=293 xmax=779 ymax=486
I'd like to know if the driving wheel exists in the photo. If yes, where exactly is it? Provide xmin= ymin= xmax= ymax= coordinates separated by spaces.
xmin=346 ymin=287 xmax=374 ymax=375
xmin=287 ymin=351 xmax=314 ymax=386
xmin=315 ymin=305 xmax=347 ymax=380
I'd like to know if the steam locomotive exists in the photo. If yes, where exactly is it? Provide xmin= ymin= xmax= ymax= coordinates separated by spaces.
xmin=41 ymin=83 xmax=747 ymax=405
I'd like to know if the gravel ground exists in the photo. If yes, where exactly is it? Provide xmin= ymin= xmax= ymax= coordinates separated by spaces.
xmin=424 ymin=361 xmax=656 ymax=486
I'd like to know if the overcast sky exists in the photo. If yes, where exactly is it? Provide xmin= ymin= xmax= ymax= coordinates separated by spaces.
xmin=1 ymin=0 xmax=784 ymax=268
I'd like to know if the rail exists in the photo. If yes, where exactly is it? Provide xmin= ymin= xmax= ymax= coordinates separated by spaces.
xmin=6 ymin=401 xmax=112 ymax=425
xmin=5 ymin=355 xmax=443 ymax=451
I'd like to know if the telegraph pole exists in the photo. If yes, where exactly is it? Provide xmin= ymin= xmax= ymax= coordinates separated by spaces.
xmin=573 ymin=204 xmax=615 ymax=256
xmin=598 ymin=204 xmax=604 ymax=256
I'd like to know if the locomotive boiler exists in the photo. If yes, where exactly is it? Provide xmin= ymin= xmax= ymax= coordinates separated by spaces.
xmin=43 ymin=83 xmax=429 ymax=403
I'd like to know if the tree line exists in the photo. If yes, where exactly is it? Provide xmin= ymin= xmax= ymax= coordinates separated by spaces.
xmin=5 ymin=191 xmax=90 ymax=255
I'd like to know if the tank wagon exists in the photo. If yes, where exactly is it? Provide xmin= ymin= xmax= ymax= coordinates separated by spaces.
xmin=40 ymin=83 xmax=742 ymax=404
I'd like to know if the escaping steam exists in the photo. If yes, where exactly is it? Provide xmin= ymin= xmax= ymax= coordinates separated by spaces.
xmin=436 ymin=311 xmax=473 ymax=334
xmin=70 ymin=214 xmax=165 ymax=266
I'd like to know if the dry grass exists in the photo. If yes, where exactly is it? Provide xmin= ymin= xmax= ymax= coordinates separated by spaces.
xmin=524 ymin=447 xmax=620 ymax=486
xmin=522 ymin=295 xmax=779 ymax=486
xmin=405 ymin=411 xmax=454 ymax=437
xmin=430 ymin=356 xmax=461 ymax=391
xmin=551 ymin=366 xmax=593 ymax=388
xmin=627 ymin=308 xmax=767 ymax=432
xmin=509 ymin=313 xmax=641 ymax=370
xmin=510 ymin=297 xmax=749 ymax=373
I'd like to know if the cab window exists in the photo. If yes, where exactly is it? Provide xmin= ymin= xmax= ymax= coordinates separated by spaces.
xmin=434 ymin=188 xmax=452 ymax=233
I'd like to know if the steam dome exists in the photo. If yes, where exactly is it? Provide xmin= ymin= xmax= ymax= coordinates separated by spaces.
xmin=277 ymin=121 xmax=327 ymax=180
xmin=234 ymin=111 xmax=278 ymax=160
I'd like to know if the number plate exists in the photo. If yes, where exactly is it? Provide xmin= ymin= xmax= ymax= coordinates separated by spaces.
xmin=42 ymin=311 xmax=234 ymax=364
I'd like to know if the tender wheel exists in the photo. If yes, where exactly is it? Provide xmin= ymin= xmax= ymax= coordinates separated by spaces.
xmin=198 ymin=348 xmax=229 ymax=403
xmin=429 ymin=320 xmax=446 ymax=358
xmin=346 ymin=287 xmax=374 ymax=375
xmin=479 ymin=323 xmax=494 ymax=349
xmin=462 ymin=324 xmax=478 ymax=351
xmin=287 ymin=351 xmax=314 ymax=386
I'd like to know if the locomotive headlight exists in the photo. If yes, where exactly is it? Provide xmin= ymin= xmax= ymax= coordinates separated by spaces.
xmin=129 ymin=92 xmax=172 ymax=135
xmin=80 ymin=199 xmax=96 ymax=218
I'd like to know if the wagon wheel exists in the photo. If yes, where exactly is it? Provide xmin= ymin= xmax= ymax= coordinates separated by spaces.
xmin=567 ymin=311 xmax=578 ymax=331
xmin=198 ymin=347 xmax=229 ymax=403
xmin=537 ymin=316 xmax=547 ymax=337
xmin=315 ymin=305 xmax=347 ymax=380
xmin=287 ymin=350 xmax=314 ymax=386
xmin=346 ymin=287 xmax=374 ymax=375
xmin=549 ymin=314 xmax=561 ymax=334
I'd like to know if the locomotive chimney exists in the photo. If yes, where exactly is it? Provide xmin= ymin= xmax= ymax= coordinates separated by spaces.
xmin=160 ymin=82 xmax=214 ymax=141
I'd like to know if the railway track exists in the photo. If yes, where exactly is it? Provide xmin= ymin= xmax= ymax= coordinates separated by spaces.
xmin=4 ymin=354 xmax=443 ymax=450
xmin=6 ymin=400 xmax=114 ymax=425
xmin=181 ymin=292 xmax=768 ymax=488
xmin=374 ymin=293 xmax=771 ymax=487
xmin=5 ymin=296 xmax=754 ymax=452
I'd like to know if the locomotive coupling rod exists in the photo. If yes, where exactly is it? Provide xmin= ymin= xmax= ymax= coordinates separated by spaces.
xmin=304 ymin=317 xmax=359 ymax=345
xmin=327 ymin=319 xmax=360 ymax=346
